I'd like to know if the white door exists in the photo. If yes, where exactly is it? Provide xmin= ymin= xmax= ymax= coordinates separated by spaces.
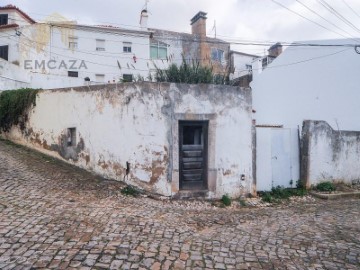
xmin=256 ymin=127 xmax=300 ymax=191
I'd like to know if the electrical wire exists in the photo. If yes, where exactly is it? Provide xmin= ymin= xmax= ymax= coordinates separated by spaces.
xmin=342 ymin=0 xmax=360 ymax=19
xmin=295 ymin=0 xmax=360 ymax=42
xmin=317 ymin=0 xmax=360 ymax=34
xmin=271 ymin=0 xmax=356 ymax=40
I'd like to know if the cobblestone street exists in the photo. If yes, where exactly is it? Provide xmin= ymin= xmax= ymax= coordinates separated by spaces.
xmin=0 ymin=140 xmax=359 ymax=270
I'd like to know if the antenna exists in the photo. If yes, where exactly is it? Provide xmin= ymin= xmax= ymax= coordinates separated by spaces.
xmin=143 ymin=0 xmax=149 ymax=10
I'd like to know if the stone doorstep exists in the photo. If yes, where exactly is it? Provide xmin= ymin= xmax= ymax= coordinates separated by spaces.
xmin=172 ymin=190 xmax=209 ymax=200
xmin=309 ymin=191 xmax=360 ymax=200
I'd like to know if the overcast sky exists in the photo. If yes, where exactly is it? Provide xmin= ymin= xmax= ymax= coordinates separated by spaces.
xmin=6 ymin=0 xmax=360 ymax=55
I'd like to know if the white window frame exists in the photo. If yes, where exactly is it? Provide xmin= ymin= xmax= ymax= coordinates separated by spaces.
xmin=69 ymin=37 xmax=78 ymax=50
xmin=96 ymin=39 xmax=105 ymax=51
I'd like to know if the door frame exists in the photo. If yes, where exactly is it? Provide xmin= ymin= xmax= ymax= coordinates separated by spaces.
xmin=179 ymin=120 xmax=209 ymax=190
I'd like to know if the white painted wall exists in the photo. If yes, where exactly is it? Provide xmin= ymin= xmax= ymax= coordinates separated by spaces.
xmin=0 ymin=9 xmax=32 ymax=26
xmin=303 ymin=121 xmax=360 ymax=186
xmin=3 ymin=83 xmax=254 ymax=198
xmin=230 ymin=52 xmax=258 ymax=80
xmin=0 ymin=10 xmax=152 ymax=90
xmin=251 ymin=39 xmax=360 ymax=131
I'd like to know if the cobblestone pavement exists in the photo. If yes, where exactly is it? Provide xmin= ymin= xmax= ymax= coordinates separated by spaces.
xmin=0 ymin=140 xmax=360 ymax=270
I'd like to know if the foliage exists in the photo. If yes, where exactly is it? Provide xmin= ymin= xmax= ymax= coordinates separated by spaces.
xmin=239 ymin=199 xmax=247 ymax=207
xmin=121 ymin=186 xmax=139 ymax=197
xmin=153 ymin=57 xmax=229 ymax=85
xmin=259 ymin=185 xmax=307 ymax=203
xmin=315 ymin=181 xmax=336 ymax=192
xmin=221 ymin=194 xmax=232 ymax=206
xmin=296 ymin=179 xmax=305 ymax=189
xmin=0 ymin=88 xmax=39 ymax=133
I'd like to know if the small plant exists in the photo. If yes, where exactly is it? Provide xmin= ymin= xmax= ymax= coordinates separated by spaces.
xmin=221 ymin=194 xmax=231 ymax=206
xmin=260 ymin=185 xmax=307 ymax=203
xmin=315 ymin=181 xmax=336 ymax=192
xmin=121 ymin=186 xmax=139 ymax=196
xmin=296 ymin=179 xmax=305 ymax=189
xmin=239 ymin=199 xmax=247 ymax=207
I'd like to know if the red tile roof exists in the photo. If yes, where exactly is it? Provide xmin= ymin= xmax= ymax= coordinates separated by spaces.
xmin=0 ymin=5 xmax=36 ymax=24
xmin=0 ymin=23 xmax=19 ymax=29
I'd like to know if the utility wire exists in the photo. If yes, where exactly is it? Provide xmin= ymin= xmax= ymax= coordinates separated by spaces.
xmin=317 ymin=0 xmax=360 ymax=34
xmin=341 ymin=0 xmax=360 ymax=19
xmin=295 ymin=0 xmax=360 ymax=42
xmin=271 ymin=0 xmax=356 ymax=40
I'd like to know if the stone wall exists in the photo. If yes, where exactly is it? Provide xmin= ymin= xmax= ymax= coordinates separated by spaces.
xmin=2 ymin=82 xmax=254 ymax=198
xmin=301 ymin=120 xmax=360 ymax=187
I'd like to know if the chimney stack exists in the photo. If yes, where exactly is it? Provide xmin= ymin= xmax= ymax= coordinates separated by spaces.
xmin=268 ymin=42 xmax=283 ymax=58
xmin=140 ymin=9 xmax=148 ymax=30
xmin=191 ymin=11 xmax=207 ymax=38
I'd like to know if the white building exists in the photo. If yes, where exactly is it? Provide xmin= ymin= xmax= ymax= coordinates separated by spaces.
xmin=229 ymin=51 xmax=258 ymax=80
xmin=0 ymin=5 xmax=152 ymax=90
xmin=251 ymin=39 xmax=360 ymax=190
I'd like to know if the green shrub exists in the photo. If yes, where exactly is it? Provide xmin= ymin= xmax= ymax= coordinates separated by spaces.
xmin=315 ymin=181 xmax=336 ymax=192
xmin=121 ymin=186 xmax=139 ymax=196
xmin=260 ymin=185 xmax=307 ymax=203
xmin=0 ymin=88 xmax=39 ymax=132
xmin=221 ymin=194 xmax=231 ymax=206
xmin=154 ymin=57 xmax=229 ymax=85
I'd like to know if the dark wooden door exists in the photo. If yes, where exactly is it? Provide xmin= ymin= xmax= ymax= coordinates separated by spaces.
xmin=179 ymin=121 xmax=208 ymax=190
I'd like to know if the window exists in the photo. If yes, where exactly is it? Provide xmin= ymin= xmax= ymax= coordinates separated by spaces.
xmin=211 ymin=48 xmax=224 ymax=62
xmin=68 ymin=71 xmax=78 ymax=77
xmin=123 ymin=42 xmax=132 ymax=53
xmin=150 ymin=41 xmax=168 ymax=59
xmin=96 ymin=39 xmax=105 ymax=51
xmin=95 ymin=74 xmax=105 ymax=82
xmin=122 ymin=74 xmax=133 ymax=82
xmin=0 ymin=14 xmax=8 ymax=26
xmin=0 ymin=45 xmax=9 ymax=61
xmin=246 ymin=64 xmax=252 ymax=71
xmin=67 ymin=128 xmax=76 ymax=147
xmin=69 ymin=37 xmax=78 ymax=50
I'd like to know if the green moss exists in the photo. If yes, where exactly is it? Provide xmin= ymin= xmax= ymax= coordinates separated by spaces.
xmin=0 ymin=88 xmax=39 ymax=132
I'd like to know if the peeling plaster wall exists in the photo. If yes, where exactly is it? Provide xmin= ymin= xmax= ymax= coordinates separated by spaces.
xmin=301 ymin=120 xmax=360 ymax=187
xmin=3 ymin=83 xmax=253 ymax=198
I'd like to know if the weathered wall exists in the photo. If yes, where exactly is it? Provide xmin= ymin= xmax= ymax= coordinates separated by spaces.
xmin=2 ymin=83 xmax=253 ymax=198
xmin=301 ymin=120 xmax=360 ymax=187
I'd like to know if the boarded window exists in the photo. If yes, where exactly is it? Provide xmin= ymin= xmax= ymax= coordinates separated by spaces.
xmin=95 ymin=74 xmax=105 ymax=82
xmin=0 ymin=14 xmax=8 ymax=25
xmin=68 ymin=71 xmax=78 ymax=77
xmin=123 ymin=42 xmax=132 ymax=53
xmin=96 ymin=39 xmax=105 ymax=51
xmin=0 ymin=45 xmax=9 ymax=61
xmin=67 ymin=128 xmax=76 ymax=146
xmin=122 ymin=74 xmax=133 ymax=82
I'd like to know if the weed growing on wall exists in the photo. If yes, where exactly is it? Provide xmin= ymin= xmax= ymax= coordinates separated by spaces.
xmin=154 ymin=57 xmax=229 ymax=84
xmin=0 ymin=88 xmax=39 ymax=133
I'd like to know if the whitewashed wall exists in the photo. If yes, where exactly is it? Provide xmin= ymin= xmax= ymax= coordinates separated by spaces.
xmin=3 ymin=83 xmax=254 ymax=198
xmin=302 ymin=121 xmax=360 ymax=186
xmin=230 ymin=52 xmax=258 ymax=80
xmin=251 ymin=39 xmax=360 ymax=131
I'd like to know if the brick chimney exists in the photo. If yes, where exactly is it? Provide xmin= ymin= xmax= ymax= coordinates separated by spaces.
xmin=268 ymin=42 xmax=283 ymax=58
xmin=191 ymin=11 xmax=207 ymax=38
